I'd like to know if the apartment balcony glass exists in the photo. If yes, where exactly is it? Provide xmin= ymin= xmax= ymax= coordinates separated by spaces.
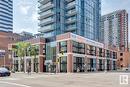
xmin=39 ymin=2 xmax=54 ymax=11
xmin=39 ymin=17 xmax=54 ymax=26
xmin=66 ymin=9 xmax=76 ymax=16
xmin=66 ymin=23 xmax=76 ymax=32
xmin=38 ymin=0 xmax=50 ymax=4
xmin=38 ymin=24 xmax=54 ymax=33
xmin=66 ymin=16 xmax=76 ymax=24
xmin=39 ymin=9 xmax=54 ymax=19
xmin=65 ymin=0 xmax=74 ymax=2
xmin=43 ymin=31 xmax=55 ymax=38
xmin=66 ymin=1 xmax=76 ymax=9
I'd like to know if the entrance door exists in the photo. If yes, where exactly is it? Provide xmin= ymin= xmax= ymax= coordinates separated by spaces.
xmin=73 ymin=57 xmax=84 ymax=72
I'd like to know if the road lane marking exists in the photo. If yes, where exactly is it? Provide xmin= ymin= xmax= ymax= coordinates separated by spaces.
xmin=0 ymin=81 xmax=31 ymax=87
xmin=0 ymin=78 xmax=20 ymax=81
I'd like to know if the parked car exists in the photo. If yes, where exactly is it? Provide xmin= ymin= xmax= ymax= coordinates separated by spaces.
xmin=0 ymin=67 xmax=11 ymax=77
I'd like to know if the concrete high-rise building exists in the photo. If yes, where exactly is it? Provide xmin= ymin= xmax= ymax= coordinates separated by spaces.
xmin=0 ymin=0 xmax=13 ymax=32
xmin=38 ymin=0 xmax=101 ymax=41
xmin=101 ymin=10 xmax=128 ymax=51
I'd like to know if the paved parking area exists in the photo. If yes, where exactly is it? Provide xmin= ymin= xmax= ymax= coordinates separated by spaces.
xmin=0 ymin=72 xmax=130 ymax=87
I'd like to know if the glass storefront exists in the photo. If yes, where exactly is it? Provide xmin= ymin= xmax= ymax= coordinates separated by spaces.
xmin=45 ymin=41 xmax=56 ymax=72
xmin=112 ymin=61 xmax=116 ymax=70
xmin=73 ymin=57 xmax=84 ymax=72
xmin=88 ymin=58 xmax=96 ymax=71
xmin=107 ymin=60 xmax=110 ymax=70
xmin=59 ymin=41 xmax=67 ymax=53
xmin=72 ymin=41 xmax=85 ymax=54
xmin=98 ymin=59 xmax=104 ymax=71
xmin=60 ymin=56 xmax=67 ymax=72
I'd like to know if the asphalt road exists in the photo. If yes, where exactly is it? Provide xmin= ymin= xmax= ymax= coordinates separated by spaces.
xmin=0 ymin=72 xmax=130 ymax=87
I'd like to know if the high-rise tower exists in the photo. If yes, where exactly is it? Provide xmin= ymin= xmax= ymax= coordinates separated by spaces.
xmin=101 ymin=10 xmax=128 ymax=51
xmin=38 ymin=0 xmax=101 ymax=41
xmin=0 ymin=0 xmax=13 ymax=32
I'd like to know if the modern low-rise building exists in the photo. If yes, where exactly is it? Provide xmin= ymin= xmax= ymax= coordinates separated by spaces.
xmin=9 ymin=33 xmax=117 ymax=73
xmin=8 ymin=38 xmax=46 ymax=72
xmin=56 ymin=33 xmax=117 ymax=72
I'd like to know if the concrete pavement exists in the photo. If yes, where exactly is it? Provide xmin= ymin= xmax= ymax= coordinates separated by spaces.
xmin=0 ymin=72 xmax=130 ymax=87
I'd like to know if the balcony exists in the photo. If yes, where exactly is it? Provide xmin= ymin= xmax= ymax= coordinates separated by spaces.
xmin=66 ymin=10 xmax=76 ymax=17
xmin=38 ymin=25 xmax=54 ymax=33
xmin=65 ymin=27 xmax=76 ymax=32
xmin=66 ymin=19 xmax=76 ymax=24
xmin=39 ymin=2 xmax=54 ymax=12
xmin=38 ymin=11 xmax=54 ymax=20
xmin=38 ymin=19 xmax=54 ymax=26
xmin=65 ymin=0 xmax=75 ymax=3
xmin=66 ymin=1 xmax=76 ymax=9
xmin=38 ymin=0 xmax=50 ymax=4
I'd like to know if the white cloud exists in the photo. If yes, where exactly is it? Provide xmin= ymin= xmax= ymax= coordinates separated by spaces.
xmin=31 ymin=12 xmax=38 ymax=22
xmin=18 ymin=1 xmax=32 ymax=15
xmin=19 ymin=4 xmax=31 ymax=15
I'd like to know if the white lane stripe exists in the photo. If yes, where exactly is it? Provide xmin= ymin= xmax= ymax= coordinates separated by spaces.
xmin=0 ymin=81 xmax=31 ymax=87
xmin=0 ymin=78 xmax=20 ymax=80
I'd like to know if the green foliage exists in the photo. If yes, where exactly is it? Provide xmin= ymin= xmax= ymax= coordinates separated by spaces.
xmin=14 ymin=42 xmax=31 ymax=58
xmin=29 ymin=45 xmax=38 ymax=58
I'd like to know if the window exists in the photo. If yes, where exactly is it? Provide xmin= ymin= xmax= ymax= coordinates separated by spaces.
xmin=59 ymin=41 xmax=67 ymax=53
xmin=87 ymin=45 xmax=96 ymax=56
xmin=120 ymin=58 xmax=123 ymax=61
xmin=60 ymin=56 xmax=67 ymax=72
xmin=120 ymin=53 xmax=123 ymax=56
xmin=72 ymin=41 xmax=85 ymax=54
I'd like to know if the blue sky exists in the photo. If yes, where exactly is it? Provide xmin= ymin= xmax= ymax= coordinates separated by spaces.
xmin=13 ymin=0 xmax=130 ymax=41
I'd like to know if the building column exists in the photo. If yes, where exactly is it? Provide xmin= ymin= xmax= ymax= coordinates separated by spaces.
xmin=84 ymin=56 xmax=88 ymax=72
xmin=24 ymin=58 xmax=26 ymax=72
xmin=31 ymin=58 xmax=34 ymax=72
xmin=39 ymin=56 xmax=44 ymax=72
xmin=67 ymin=54 xmax=73 ymax=73
xmin=18 ymin=59 xmax=21 ymax=72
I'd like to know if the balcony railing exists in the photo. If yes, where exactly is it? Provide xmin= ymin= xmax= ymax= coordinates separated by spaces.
xmin=38 ymin=25 xmax=54 ymax=33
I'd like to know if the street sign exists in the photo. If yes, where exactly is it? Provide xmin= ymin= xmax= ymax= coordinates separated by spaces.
xmin=0 ymin=50 xmax=5 ymax=57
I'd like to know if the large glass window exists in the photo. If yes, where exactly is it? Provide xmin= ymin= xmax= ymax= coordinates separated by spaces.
xmin=73 ymin=57 xmax=84 ymax=72
xmin=98 ymin=59 xmax=104 ymax=71
xmin=46 ymin=42 xmax=56 ymax=60
xmin=59 ymin=41 xmax=67 ymax=53
xmin=87 ymin=45 xmax=96 ymax=56
xmin=99 ymin=48 xmax=103 ymax=57
xmin=106 ymin=50 xmax=110 ymax=58
xmin=107 ymin=60 xmax=110 ymax=70
xmin=72 ymin=41 xmax=85 ymax=54
xmin=87 ymin=58 xmax=96 ymax=71
xmin=45 ymin=42 xmax=56 ymax=72
xmin=60 ymin=56 xmax=67 ymax=72
xmin=113 ymin=61 xmax=116 ymax=70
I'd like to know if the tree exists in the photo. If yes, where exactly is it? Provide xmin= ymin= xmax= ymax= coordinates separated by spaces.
xmin=15 ymin=42 xmax=31 ymax=72
xmin=29 ymin=45 xmax=39 ymax=73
